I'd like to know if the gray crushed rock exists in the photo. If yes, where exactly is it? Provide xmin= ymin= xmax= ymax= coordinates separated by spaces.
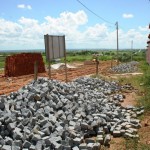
xmin=0 ymin=77 xmax=144 ymax=149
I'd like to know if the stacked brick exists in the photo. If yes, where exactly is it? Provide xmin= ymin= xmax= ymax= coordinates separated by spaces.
xmin=146 ymin=24 xmax=150 ymax=64
xmin=5 ymin=53 xmax=45 ymax=77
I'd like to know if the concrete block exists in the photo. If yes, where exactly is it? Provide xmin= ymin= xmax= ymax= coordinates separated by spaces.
xmin=7 ymin=122 xmax=16 ymax=131
xmin=52 ymin=141 xmax=62 ymax=150
xmin=13 ymin=140 xmax=22 ymax=147
xmin=0 ymin=102 xmax=5 ymax=110
xmin=79 ymin=143 xmax=87 ymax=149
xmin=43 ymin=137 xmax=51 ymax=146
xmin=104 ymin=134 xmax=111 ymax=146
xmin=81 ymin=122 xmax=88 ymax=130
xmin=63 ymin=145 xmax=71 ymax=150
xmin=30 ymin=145 xmax=36 ymax=150
xmin=72 ymin=146 xmax=79 ymax=150
xmin=87 ymin=143 xmax=94 ymax=150
xmin=113 ymin=130 xmax=121 ymax=137
xmin=1 ymin=145 xmax=11 ymax=150
xmin=85 ymin=138 xmax=95 ymax=144
xmin=124 ymin=132 xmax=133 ymax=138
xmin=11 ymin=145 xmax=20 ymax=150
xmin=31 ymin=134 xmax=41 ymax=142
xmin=13 ymin=129 xmax=23 ymax=140
xmin=96 ymin=136 xmax=103 ymax=145
xmin=5 ymin=137 xmax=13 ymax=146
xmin=41 ymin=127 xmax=50 ymax=136
xmin=69 ymin=121 xmax=76 ymax=126
xmin=73 ymin=138 xmax=82 ymax=146
xmin=22 ymin=140 xmax=31 ymax=148
xmin=35 ymin=140 xmax=43 ymax=150
xmin=93 ymin=143 xmax=100 ymax=150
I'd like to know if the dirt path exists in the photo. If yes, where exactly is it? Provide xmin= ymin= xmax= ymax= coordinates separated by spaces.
xmin=121 ymin=92 xmax=137 ymax=107
xmin=109 ymin=81 xmax=150 ymax=149
xmin=109 ymin=92 xmax=137 ymax=150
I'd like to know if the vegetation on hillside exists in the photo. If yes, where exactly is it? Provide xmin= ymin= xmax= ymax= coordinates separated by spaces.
xmin=0 ymin=49 xmax=146 ymax=68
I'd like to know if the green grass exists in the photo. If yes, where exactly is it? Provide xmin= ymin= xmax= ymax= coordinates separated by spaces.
xmin=0 ymin=55 xmax=6 ymax=68
xmin=110 ymin=60 xmax=150 ymax=111
xmin=65 ymin=55 xmax=93 ymax=62
xmin=138 ymin=61 xmax=150 ymax=111
xmin=124 ymin=137 xmax=150 ymax=150
xmin=0 ymin=61 xmax=5 ymax=68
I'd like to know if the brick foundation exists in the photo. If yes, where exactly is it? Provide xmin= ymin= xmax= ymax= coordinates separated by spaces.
xmin=5 ymin=53 xmax=45 ymax=77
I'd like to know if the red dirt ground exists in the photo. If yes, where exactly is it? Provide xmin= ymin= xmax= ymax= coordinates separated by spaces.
xmin=0 ymin=60 xmax=116 ymax=95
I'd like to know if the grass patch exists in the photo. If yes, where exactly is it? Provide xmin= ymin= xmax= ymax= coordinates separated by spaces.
xmin=124 ymin=137 xmax=150 ymax=150
xmin=117 ymin=75 xmax=142 ymax=89
xmin=138 ymin=61 xmax=150 ymax=111
xmin=0 ymin=55 xmax=6 ymax=68
xmin=65 ymin=55 xmax=93 ymax=62
xmin=0 ymin=61 xmax=5 ymax=68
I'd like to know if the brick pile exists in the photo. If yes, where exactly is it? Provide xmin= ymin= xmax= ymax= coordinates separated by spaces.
xmin=5 ymin=53 xmax=45 ymax=77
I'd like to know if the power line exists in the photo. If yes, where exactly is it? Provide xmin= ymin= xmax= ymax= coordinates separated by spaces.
xmin=76 ymin=0 xmax=115 ymax=26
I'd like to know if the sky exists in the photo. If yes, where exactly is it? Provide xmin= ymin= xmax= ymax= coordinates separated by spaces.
xmin=0 ymin=0 xmax=150 ymax=50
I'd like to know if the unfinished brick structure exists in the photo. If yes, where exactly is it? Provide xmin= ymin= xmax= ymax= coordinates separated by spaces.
xmin=5 ymin=53 xmax=45 ymax=77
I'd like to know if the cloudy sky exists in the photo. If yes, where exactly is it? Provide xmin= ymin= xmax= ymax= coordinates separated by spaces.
xmin=0 ymin=0 xmax=149 ymax=50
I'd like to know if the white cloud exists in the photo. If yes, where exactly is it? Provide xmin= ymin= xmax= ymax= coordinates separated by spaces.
xmin=17 ymin=4 xmax=32 ymax=10
xmin=138 ymin=25 xmax=149 ymax=32
xmin=0 ymin=11 xmax=148 ymax=50
xmin=17 ymin=4 xmax=25 ymax=9
xmin=122 ymin=13 xmax=134 ymax=18
xmin=27 ymin=5 xmax=32 ymax=10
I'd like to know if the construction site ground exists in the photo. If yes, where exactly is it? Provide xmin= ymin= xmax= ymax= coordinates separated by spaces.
xmin=0 ymin=60 xmax=117 ymax=95
xmin=0 ymin=60 xmax=150 ymax=149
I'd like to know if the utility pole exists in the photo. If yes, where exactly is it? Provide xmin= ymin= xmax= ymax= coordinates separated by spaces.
xmin=131 ymin=40 xmax=133 ymax=61
xmin=116 ymin=22 xmax=119 ymax=65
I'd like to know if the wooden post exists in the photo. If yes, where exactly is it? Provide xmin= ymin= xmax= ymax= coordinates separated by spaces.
xmin=48 ymin=61 xmax=51 ymax=79
xmin=63 ymin=36 xmax=68 ymax=82
xmin=34 ymin=61 xmax=38 ymax=81
xmin=45 ymin=34 xmax=51 ymax=80
xmin=111 ymin=56 xmax=113 ymax=68
xmin=93 ymin=54 xmax=99 ymax=77
xmin=96 ymin=58 xmax=99 ymax=76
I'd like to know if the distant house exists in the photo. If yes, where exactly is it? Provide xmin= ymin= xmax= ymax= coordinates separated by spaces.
xmin=146 ymin=24 xmax=150 ymax=64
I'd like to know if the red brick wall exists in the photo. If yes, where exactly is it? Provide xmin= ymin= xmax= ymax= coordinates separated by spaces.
xmin=5 ymin=53 xmax=45 ymax=77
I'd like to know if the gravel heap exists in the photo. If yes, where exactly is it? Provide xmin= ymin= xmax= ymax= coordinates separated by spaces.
xmin=110 ymin=61 xmax=139 ymax=73
xmin=0 ymin=77 xmax=144 ymax=150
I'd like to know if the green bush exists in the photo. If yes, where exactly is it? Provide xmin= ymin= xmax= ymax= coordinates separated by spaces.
xmin=139 ymin=61 xmax=150 ymax=111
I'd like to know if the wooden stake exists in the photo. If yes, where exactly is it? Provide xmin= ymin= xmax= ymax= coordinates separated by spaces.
xmin=48 ymin=61 xmax=51 ymax=79
xmin=111 ymin=56 xmax=113 ymax=68
xmin=64 ymin=36 xmax=68 ymax=82
xmin=95 ymin=55 xmax=99 ymax=77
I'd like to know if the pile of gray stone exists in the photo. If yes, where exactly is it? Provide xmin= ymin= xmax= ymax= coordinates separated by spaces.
xmin=0 ymin=77 xmax=144 ymax=150
xmin=110 ymin=61 xmax=139 ymax=73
